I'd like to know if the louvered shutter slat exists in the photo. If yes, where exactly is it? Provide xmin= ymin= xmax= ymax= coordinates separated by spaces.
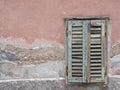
xmin=88 ymin=20 xmax=106 ymax=83
xmin=67 ymin=21 xmax=85 ymax=83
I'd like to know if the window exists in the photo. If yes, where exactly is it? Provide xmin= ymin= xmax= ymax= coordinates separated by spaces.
xmin=65 ymin=17 xmax=110 ymax=84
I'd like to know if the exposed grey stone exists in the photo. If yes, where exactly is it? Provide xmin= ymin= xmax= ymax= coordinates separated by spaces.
xmin=0 ymin=61 xmax=17 ymax=79
xmin=0 ymin=44 xmax=64 ymax=65
xmin=111 ymin=43 xmax=120 ymax=57
xmin=0 ymin=50 xmax=19 ymax=61
xmin=0 ymin=77 xmax=120 ymax=90
xmin=0 ymin=78 xmax=65 ymax=90
xmin=110 ymin=54 xmax=120 ymax=75
xmin=0 ymin=61 xmax=65 ymax=79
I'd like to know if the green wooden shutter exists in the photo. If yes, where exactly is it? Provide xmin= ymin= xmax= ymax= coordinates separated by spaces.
xmin=66 ymin=18 xmax=109 ymax=84
xmin=87 ymin=20 xmax=107 ymax=83
xmin=67 ymin=20 xmax=87 ymax=83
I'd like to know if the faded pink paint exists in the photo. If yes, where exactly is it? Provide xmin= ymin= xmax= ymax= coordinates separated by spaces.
xmin=0 ymin=0 xmax=119 ymax=44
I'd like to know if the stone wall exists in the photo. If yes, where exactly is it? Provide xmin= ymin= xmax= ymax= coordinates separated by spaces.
xmin=0 ymin=38 xmax=119 ymax=90
xmin=0 ymin=44 xmax=64 ymax=65
xmin=0 ymin=76 xmax=120 ymax=90
xmin=0 ymin=41 xmax=65 ymax=80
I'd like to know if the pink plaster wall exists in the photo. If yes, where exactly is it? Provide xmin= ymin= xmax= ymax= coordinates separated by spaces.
xmin=0 ymin=0 xmax=119 ymax=44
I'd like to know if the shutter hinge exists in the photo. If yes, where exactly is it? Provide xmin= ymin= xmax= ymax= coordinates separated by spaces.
xmin=105 ymin=67 xmax=107 ymax=76
xmin=66 ymin=22 xmax=68 ymax=37
xmin=88 ymin=23 xmax=91 ymax=33
xmin=66 ymin=30 xmax=68 ymax=37
xmin=66 ymin=30 xmax=71 ymax=37
xmin=105 ymin=32 xmax=107 ymax=37
xmin=66 ymin=30 xmax=72 ymax=37
xmin=66 ymin=66 xmax=68 ymax=76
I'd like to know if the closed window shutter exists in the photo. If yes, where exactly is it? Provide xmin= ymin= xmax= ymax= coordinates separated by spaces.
xmin=67 ymin=20 xmax=87 ymax=83
xmin=88 ymin=20 xmax=107 ymax=83
xmin=66 ymin=18 xmax=109 ymax=84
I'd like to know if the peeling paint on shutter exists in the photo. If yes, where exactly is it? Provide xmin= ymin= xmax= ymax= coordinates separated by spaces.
xmin=88 ymin=20 xmax=107 ymax=83
xmin=65 ymin=18 xmax=109 ymax=84
xmin=67 ymin=20 xmax=86 ymax=83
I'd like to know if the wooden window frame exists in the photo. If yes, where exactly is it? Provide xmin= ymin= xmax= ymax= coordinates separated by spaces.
xmin=64 ymin=17 xmax=111 ymax=84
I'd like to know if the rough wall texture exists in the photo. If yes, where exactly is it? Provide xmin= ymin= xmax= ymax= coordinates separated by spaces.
xmin=0 ymin=77 xmax=120 ymax=90
xmin=0 ymin=0 xmax=119 ymax=44
xmin=0 ymin=39 xmax=65 ymax=79
xmin=0 ymin=43 xmax=64 ymax=65
xmin=111 ymin=43 xmax=120 ymax=57
xmin=0 ymin=1 xmax=120 ymax=89
xmin=0 ymin=40 xmax=65 ymax=79
xmin=0 ymin=61 xmax=65 ymax=79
